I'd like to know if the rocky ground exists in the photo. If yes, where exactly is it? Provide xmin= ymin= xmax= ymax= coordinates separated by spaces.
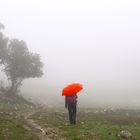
xmin=0 ymin=93 xmax=63 ymax=140
xmin=1 ymin=94 xmax=140 ymax=140
xmin=24 ymin=111 xmax=60 ymax=140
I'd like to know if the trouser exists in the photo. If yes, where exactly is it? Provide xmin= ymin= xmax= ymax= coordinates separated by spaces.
xmin=68 ymin=103 xmax=77 ymax=124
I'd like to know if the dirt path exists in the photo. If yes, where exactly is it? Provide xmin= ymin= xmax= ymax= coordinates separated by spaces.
xmin=23 ymin=112 xmax=60 ymax=140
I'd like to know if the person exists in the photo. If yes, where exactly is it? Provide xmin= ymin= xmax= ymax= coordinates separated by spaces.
xmin=65 ymin=94 xmax=78 ymax=124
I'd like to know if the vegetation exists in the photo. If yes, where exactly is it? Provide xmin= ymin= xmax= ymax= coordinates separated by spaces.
xmin=0 ymin=22 xmax=43 ymax=139
xmin=0 ymin=118 xmax=39 ymax=140
xmin=0 ymin=95 xmax=39 ymax=140
xmin=0 ymin=23 xmax=43 ymax=96
xmin=32 ymin=108 xmax=140 ymax=140
xmin=1 ymin=93 xmax=140 ymax=140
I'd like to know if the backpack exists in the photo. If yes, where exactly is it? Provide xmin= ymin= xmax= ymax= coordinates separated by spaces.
xmin=67 ymin=95 xmax=77 ymax=104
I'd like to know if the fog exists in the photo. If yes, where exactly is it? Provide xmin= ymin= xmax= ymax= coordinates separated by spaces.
xmin=0 ymin=0 xmax=140 ymax=109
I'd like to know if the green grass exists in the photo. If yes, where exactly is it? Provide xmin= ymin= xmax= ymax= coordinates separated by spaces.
xmin=0 ymin=118 xmax=37 ymax=140
xmin=32 ymin=108 xmax=140 ymax=140
xmin=1 ymin=95 xmax=140 ymax=140
xmin=0 ymin=99 xmax=39 ymax=140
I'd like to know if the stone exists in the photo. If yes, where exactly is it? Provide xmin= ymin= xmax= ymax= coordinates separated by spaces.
xmin=117 ymin=130 xmax=132 ymax=138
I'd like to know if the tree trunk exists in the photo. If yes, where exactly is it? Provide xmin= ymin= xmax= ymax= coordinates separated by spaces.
xmin=10 ymin=78 xmax=16 ymax=95
xmin=10 ymin=78 xmax=23 ymax=95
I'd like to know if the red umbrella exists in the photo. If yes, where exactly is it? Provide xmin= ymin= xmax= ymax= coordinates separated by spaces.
xmin=62 ymin=83 xmax=83 ymax=96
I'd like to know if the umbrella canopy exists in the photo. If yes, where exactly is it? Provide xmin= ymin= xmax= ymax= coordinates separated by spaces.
xmin=62 ymin=83 xmax=83 ymax=96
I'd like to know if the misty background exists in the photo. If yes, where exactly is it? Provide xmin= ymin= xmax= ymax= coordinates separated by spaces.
xmin=0 ymin=0 xmax=140 ymax=108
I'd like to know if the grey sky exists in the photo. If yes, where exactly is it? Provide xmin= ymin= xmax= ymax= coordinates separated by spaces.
xmin=0 ymin=0 xmax=140 ymax=108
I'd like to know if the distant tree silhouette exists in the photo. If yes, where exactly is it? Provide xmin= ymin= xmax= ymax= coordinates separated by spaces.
xmin=0 ymin=23 xmax=43 ymax=95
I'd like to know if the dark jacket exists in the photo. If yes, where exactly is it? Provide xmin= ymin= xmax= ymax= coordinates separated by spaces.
xmin=65 ymin=94 xmax=77 ymax=108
